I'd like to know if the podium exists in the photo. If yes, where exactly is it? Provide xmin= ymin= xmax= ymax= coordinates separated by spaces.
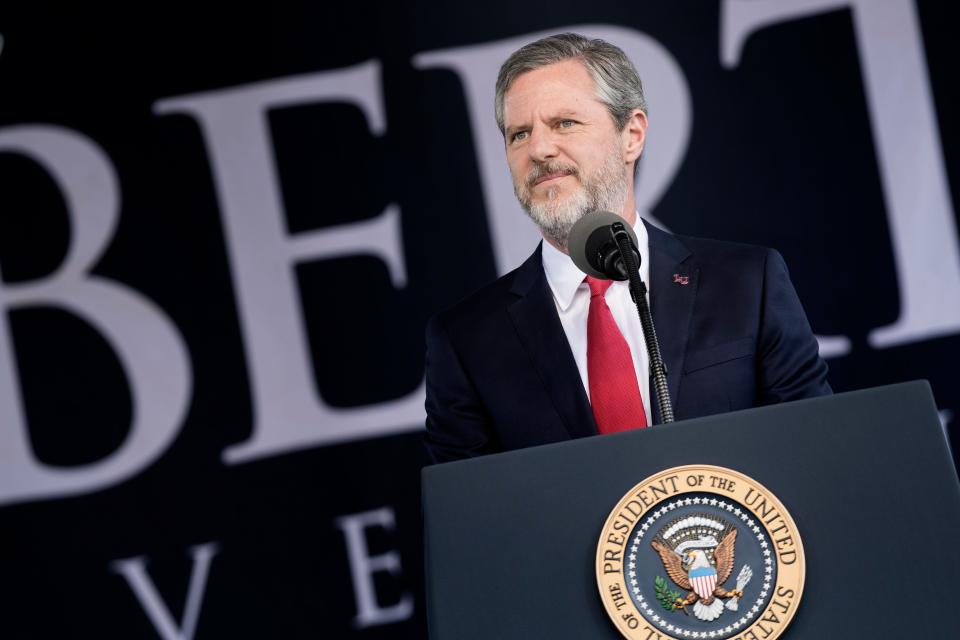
xmin=422 ymin=381 xmax=960 ymax=638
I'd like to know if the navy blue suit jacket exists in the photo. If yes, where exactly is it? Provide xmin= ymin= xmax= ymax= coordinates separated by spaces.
xmin=424 ymin=221 xmax=831 ymax=463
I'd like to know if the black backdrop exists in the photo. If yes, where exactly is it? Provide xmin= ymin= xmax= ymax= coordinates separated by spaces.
xmin=1 ymin=2 xmax=958 ymax=638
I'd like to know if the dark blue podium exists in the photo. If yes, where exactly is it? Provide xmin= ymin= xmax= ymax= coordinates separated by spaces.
xmin=422 ymin=381 xmax=960 ymax=638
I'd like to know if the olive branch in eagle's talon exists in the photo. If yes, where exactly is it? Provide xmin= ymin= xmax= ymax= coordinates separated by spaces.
xmin=654 ymin=575 xmax=690 ymax=615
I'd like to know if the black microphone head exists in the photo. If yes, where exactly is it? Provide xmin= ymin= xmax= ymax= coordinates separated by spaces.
xmin=568 ymin=211 xmax=640 ymax=280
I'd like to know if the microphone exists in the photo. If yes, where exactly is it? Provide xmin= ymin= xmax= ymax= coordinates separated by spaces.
xmin=567 ymin=210 xmax=676 ymax=424
xmin=568 ymin=211 xmax=641 ymax=280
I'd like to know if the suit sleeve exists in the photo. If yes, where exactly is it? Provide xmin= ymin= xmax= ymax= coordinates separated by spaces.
xmin=757 ymin=249 xmax=832 ymax=403
xmin=423 ymin=314 xmax=498 ymax=464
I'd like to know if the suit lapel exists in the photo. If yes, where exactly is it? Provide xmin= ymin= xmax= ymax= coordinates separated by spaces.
xmin=507 ymin=245 xmax=597 ymax=440
xmin=645 ymin=220 xmax=697 ymax=423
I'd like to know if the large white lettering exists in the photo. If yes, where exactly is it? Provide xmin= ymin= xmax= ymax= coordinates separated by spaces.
xmin=722 ymin=0 xmax=960 ymax=350
xmin=111 ymin=542 xmax=220 ymax=640
xmin=335 ymin=507 xmax=414 ymax=628
xmin=155 ymin=62 xmax=424 ymax=464
xmin=0 ymin=126 xmax=192 ymax=507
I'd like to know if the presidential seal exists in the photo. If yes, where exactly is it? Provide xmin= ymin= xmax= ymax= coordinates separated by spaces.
xmin=596 ymin=465 xmax=804 ymax=640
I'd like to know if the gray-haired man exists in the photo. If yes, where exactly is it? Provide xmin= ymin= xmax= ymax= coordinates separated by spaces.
xmin=424 ymin=34 xmax=830 ymax=463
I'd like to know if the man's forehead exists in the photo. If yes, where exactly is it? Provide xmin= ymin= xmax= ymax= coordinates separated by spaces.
xmin=505 ymin=59 xmax=594 ymax=98
xmin=502 ymin=59 xmax=601 ymax=121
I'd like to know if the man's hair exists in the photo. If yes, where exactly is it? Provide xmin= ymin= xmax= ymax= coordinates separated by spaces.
xmin=494 ymin=33 xmax=647 ymax=136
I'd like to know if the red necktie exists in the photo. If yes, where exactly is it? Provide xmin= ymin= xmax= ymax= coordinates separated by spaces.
xmin=586 ymin=276 xmax=648 ymax=433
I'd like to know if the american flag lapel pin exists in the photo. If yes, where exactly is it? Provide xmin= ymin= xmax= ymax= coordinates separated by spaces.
xmin=673 ymin=273 xmax=689 ymax=285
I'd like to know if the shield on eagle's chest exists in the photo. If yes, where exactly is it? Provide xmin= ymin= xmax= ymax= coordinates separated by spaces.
xmin=689 ymin=566 xmax=718 ymax=599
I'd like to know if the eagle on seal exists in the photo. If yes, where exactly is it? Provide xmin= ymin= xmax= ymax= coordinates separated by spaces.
xmin=651 ymin=527 xmax=745 ymax=621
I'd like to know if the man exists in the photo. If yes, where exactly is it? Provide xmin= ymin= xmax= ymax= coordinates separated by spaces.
xmin=424 ymin=33 xmax=830 ymax=463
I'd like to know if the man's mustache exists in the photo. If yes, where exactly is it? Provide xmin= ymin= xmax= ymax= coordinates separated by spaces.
xmin=526 ymin=162 xmax=580 ymax=189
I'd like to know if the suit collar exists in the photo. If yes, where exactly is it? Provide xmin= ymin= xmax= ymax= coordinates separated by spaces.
xmin=645 ymin=220 xmax=697 ymax=422
xmin=508 ymin=243 xmax=544 ymax=297
xmin=644 ymin=218 xmax=691 ymax=264
xmin=507 ymin=243 xmax=597 ymax=439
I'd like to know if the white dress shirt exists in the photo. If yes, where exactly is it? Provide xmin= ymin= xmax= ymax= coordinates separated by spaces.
xmin=541 ymin=217 xmax=652 ymax=426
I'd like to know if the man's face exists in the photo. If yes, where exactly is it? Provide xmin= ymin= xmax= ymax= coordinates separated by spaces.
xmin=502 ymin=59 xmax=630 ymax=248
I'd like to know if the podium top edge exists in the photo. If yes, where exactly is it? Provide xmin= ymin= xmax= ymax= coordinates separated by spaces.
xmin=422 ymin=379 xmax=936 ymax=481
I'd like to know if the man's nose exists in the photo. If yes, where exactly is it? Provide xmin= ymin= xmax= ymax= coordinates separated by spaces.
xmin=527 ymin=125 xmax=559 ymax=162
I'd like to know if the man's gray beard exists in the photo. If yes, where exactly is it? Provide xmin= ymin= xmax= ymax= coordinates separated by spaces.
xmin=515 ymin=148 xmax=629 ymax=250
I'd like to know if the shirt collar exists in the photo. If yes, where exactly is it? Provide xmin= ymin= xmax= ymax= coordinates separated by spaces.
xmin=542 ymin=214 xmax=649 ymax=312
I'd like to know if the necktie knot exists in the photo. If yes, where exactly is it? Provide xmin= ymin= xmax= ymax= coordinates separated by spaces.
xmin=585 ymin=275 xmax=613 ymax=298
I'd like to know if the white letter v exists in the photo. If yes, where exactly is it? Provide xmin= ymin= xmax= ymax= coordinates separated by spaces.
xmin=111 ymin=542 xmax=220 ymax=640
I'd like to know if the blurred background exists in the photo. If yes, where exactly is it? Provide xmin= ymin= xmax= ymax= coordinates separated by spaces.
xmin=1 ymin=1 xmax=957 ymax=637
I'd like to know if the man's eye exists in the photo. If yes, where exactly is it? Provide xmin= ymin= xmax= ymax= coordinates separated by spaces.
xmin=559 ymin=120 xmax=576 ymax=128
xmin=512 ymin=131 xmax=528 ymax=142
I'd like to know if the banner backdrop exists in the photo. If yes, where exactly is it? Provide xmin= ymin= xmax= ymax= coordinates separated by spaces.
xmin=1 ymin=1 xmax=958 ymax=637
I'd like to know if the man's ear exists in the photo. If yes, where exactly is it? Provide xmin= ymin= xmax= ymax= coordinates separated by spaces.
xmin=622 ymin=109 xmax=648 ymax=164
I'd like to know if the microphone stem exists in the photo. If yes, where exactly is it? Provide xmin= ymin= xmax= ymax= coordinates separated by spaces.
xmin=611 ymin=223 xmax=675 ymax=424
